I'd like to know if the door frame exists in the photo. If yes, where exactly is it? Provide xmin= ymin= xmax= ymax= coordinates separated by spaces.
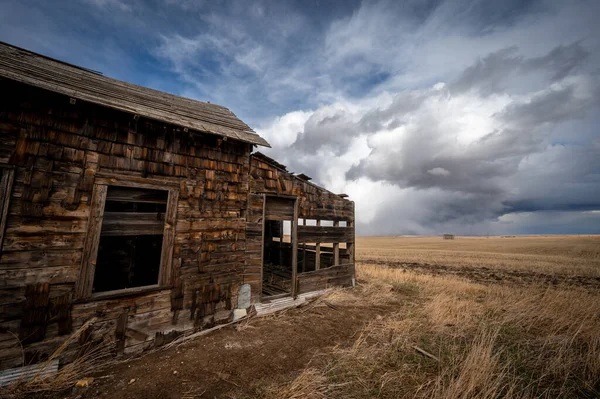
xmin=260 ymin=194 xmax=299 ymax=301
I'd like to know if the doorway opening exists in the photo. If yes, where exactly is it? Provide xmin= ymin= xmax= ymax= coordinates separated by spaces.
xmin=262 ymin=197 xmax=295 ymax=298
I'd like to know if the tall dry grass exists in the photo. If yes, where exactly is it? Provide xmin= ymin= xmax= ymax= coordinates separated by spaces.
xmin=265 ymin=262 xmax=600 ymax=398
xmin=0 ymin=317 xmax=113 ymax=399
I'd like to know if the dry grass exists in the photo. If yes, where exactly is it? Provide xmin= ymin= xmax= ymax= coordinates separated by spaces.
xmin=357 ymin=235 xmax=600 ymax=277
xmin=0 ymin=318 xmax=113 ymax=399
xmin=264 ymin=236 xmax=600 ymax=399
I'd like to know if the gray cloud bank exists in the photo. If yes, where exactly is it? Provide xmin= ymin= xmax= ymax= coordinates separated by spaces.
xmin=256 ymin=1 xmax=600 ymax=235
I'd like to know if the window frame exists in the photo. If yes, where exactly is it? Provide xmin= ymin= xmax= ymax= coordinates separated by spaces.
xmin=76 ymin=178 xmax=178 ymax=300
xmin=0 ymin=165 xmax=15 ymax=255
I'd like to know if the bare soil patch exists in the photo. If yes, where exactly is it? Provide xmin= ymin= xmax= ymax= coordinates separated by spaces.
xmin=35 ymin=295 xmax=395 ymax=399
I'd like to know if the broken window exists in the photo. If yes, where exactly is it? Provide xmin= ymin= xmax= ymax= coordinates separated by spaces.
xmin=92 ymin=186 xmax=168 ymax=294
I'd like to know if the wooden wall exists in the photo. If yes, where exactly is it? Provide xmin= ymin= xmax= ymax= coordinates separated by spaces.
xmin=249 ymin=154 xmax=354 ymax=221
xmin=0 ymin=80 xmax=252 ymax=370
xmin=247 ymin=154 xmax=356 ymax=298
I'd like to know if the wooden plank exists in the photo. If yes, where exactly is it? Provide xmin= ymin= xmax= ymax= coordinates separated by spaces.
xmin=0 ymin=167 xmax=14 ymax=254
xmin=301 ymin=218 xmax=306 ymax=273
xmin=264 ymin=196 xmax=294 ymax=220
xmin=259 ymin=194 xmax=265 ymax=301
xmin=315 ymin=220 xmax=321 ymax=271
xmin=297 ymin=226 xmax=354 ymax=243
xmin=75 ymin=184 xmax=107 ymax=299
xmin=296 ymin=264 xmax=354 ymax=294
xmin=333 ymin=220 xmax=340 ymax=266
xmin=105 ymin=186 xmax=168 ymax=204
xmin=158 ymin=188 xmax=178 ymax=287
xmin=94 ymin=173 xmax=180 ymax=189
xmin=100 ymin=219 xmax=165 ymax=236
xmin=348 ymin=215 xmax=355 ymax=280
xmin=291 ymin=198 xmax=298 ymax=297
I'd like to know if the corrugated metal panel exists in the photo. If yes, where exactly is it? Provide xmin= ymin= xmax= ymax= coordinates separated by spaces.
xmin=0 ymin=359 xmax=59 ymax=387
xmin=0 ymin=42 xmax=270 ymax=147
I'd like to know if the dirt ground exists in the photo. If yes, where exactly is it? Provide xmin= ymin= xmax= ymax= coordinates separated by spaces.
xmin=53 ymin=297 xmax=391 ymax=399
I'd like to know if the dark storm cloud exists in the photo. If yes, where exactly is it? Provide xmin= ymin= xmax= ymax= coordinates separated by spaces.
xmin=290 ymin=109 xmax=361 ymax=156
xmin=451 ymin=42 xmax=590 ymax=96
xmin=2 ymin=0 xmax=599 ymax=234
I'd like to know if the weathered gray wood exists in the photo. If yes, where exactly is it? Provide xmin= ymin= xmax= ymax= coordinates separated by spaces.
xmin=291 ymin=198 xmax=298 ymax=297
xmin=95 ymin=174 xmax=180 ymax=190
xmin=297 ymin=226 xmax=354 ymax=243
xmin=315 ymin=220 xmax=321 ymax=271
xmin=348 ymin=214 xmax=355 ymax=279
xmin=158 ymin=188 xmax=178 ymax=287
xmin=100 ymin=212 xmax=165 ymax=236
xmin=0 ymin=167 xmax=15 ymax=254
xmin=0 ymin=43 xmax=270 ymax=147
xmin=105 ymin=187 xmax=168 ymax=204
xmin=259 ymin=194 xmax=266 ymax=301
xmin=301 ymin=218 xmax=306 ymax=273
xmin=333 ymin=220 xmax=340 ymax=266
xmin=264 ymin=196 xmax=295 ymax=220
xmin=76 ymin=184 xmax=107 ymax=299
xmin=296 ymin=264 xmax=354 ymax=294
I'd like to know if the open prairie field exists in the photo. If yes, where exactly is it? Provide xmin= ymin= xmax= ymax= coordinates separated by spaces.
xmin=10 ymin=236 xmax=600 ymax=399
xmin=264 ymin=236 xmax=600 ymax=398
xmin=357 ymin=235 xmax=600 ymax=278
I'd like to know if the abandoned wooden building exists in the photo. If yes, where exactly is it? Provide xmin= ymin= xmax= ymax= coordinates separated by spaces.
xmin=0 ymin=42 xmax=355 ymax=375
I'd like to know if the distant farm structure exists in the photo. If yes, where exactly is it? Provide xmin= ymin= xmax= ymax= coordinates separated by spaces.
xmin=443 ymin=234 xmax=455 ymax=240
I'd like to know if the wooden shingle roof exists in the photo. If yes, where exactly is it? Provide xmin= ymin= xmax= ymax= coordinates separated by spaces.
xmin=0 ymin=42 xmax=270 ymax=147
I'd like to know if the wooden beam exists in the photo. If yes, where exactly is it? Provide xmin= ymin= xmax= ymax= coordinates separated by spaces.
xmin=333 ymin=220 xmax=340 ymax=266
xmin=158 ymin=188 xmax=178 ymax=287
xmin=260 ymin=194 xmax=266 ymax=302
xmin=76 ymin=184 xmax=108 ymax=299
xmin=0 ymin=167 xmax=15 ymax=255
xmin=297 ymin=226 xmax=353 ymax=243
xmin=291 ymin=198 xmax=299 ymax=297
xmin=95 ymin=173 xmax=180 ymax=189
xmin=315 ymin=220 xmax=321 ymax=271
xmin=348 ymin=216 xmax=355 ymax=282
xmin=301 ymin=218 xmax=306 ymax=273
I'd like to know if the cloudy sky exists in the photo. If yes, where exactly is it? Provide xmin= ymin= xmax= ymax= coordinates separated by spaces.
xmin=2 ymin=0 xmax=599 ymax=235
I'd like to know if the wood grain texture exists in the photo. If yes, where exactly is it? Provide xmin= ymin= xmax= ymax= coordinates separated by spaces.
xmin=0 ymin=43 xmax=269 ymax=147
xmin=76 ymin=184 xmax=107 ymax=299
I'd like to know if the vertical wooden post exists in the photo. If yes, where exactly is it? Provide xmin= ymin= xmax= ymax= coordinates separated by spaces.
xmin=348 ymin=202 xmax=356 ymax=283
xmin=0 ymin=167 xmax=15 ymax=255
xmin=76 ymin=184 xmax=108 ymax=299
xmin=260 ymin=194 xmax=266 ymax=301
xmin=301 ymin=218 xmax=306 ymax=273
xmin=347 ymin=220 xmax=355 ymax=265
xmin=291 ymin=199 xmax=299 ymax=297
xmin=158 ymin=188 xmax=179 ymax=287
xmin=333 ymin=220 xmax=340 ymax=266
xmin=315 ymin=219 xmax=321 ymax=270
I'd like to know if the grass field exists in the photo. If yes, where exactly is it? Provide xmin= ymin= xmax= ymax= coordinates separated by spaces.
xmin=357 ymin=235 xmax=600 ymax=277
xmin=8 ymin=236 xmax=600 ymax=399
xmin=266 ymin=235 xmax=600 ymax=398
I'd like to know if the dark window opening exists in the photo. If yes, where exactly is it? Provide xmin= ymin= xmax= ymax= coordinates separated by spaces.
xmin=92 ymin=186 xmax=167 ymax=294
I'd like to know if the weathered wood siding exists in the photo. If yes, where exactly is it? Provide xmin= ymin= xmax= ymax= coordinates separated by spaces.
xmin=248 ymin=154 xmax=355 ymax=295
xmin=0 ymin=80 xmax=251 ymax=369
